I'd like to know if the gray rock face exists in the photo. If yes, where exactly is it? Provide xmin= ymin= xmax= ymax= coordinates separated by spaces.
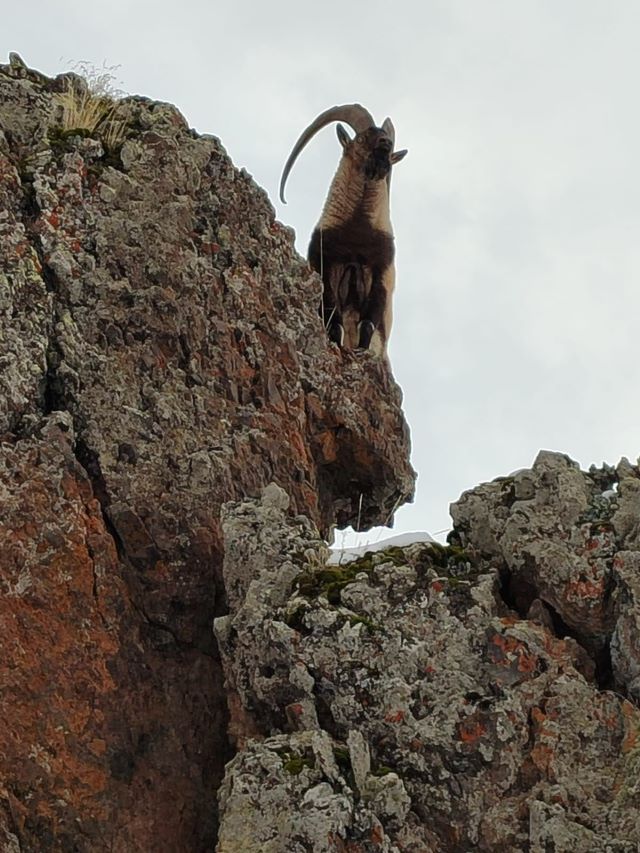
xmin=216 ymin=464 xmax=640 ymax=851
xmin=451 ymin=450 xmax=640 ymax=694
xmin=216 ymin=730 xmax=410 ymax=853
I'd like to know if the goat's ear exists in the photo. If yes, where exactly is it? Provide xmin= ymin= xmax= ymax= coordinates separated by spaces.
xmin=391 ymin=149 xmax=408 ymax=164
xmin=336 ymin=124 xmax=352 ymax=150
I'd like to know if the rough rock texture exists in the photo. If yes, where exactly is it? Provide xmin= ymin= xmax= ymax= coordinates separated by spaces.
xmin=217 ymin=730 xmax=411 ymax=853
xmin=0 ymin=55 xmax=414 ymax=852
xmin=216 ymin=458 xmax=640 ymax=852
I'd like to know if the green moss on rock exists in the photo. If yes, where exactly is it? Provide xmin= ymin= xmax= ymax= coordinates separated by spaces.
xmin=295 ymin=563 xmax=373 ymax=605
xmin=283 ymin=755 xmax=315 ymax=775
xmin=273 ymin=746 xmax=316 ymax=776
xmin=47 ymin=125 xmax=93 ymax=154
xmin=347 ymin=614 xmax=380 ymax=633
xmin=294 ymin=545 xmax=411 ymax=605
xmin=371 ymin=763 xmax=394 ymax=777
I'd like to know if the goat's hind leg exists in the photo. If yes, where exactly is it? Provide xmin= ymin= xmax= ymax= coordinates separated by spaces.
xmin=322 ymin=270 xmax=344 ymax=346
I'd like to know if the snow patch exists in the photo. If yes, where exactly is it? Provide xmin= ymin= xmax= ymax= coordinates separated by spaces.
xmin=328 ymin=531 xmax=436 ymax=565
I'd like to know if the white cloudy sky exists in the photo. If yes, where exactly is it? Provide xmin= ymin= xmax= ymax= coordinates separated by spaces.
xmin=6 ymin=1 xmax=640 ymax=542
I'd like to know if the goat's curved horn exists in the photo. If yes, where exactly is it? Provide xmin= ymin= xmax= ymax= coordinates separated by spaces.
xmin=279 ymin=104 xmax=375 ymax=203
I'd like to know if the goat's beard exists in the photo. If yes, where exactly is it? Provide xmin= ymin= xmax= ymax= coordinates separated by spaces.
xmin=364 ymin=151 xmax=391 ymax=181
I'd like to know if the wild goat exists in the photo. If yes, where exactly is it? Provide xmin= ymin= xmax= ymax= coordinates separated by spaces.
xmin=279 ymin=104 xmax=407 ymax=354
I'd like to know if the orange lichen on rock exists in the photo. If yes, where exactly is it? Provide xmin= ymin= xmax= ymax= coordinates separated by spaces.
xmin=488 ymin=632 xmax=539 ymax=674
xmin=0 ymin=434 xmax=123 ymax=834
xmin=458 ymin=717 xmax=488 ymax=744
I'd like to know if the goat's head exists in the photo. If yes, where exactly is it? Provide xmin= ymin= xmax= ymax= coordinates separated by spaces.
xmin=279 ymin=104 xmax=407 ymax=203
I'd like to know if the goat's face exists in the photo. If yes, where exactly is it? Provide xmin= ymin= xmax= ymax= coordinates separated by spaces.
xmin=337 ymin=124 xmax=407 ymax=182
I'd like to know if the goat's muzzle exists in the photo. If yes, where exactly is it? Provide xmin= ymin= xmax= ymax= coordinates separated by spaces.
xmin=365 ymin=138 xmax=394 ymax=180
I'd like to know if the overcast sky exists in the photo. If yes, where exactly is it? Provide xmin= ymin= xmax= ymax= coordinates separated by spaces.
xmin=6 ymin=1 xmax=640 ymax=543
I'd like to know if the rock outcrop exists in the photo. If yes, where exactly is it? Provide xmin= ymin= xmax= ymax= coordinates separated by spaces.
xmin=0 ymin=55 xmax=413 ymax=851
xmin=216 ymin=455 xmax=640 ymax=852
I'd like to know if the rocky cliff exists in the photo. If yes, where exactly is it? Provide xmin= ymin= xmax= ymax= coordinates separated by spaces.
xmin=0 ymin=55 xmax=413 ymax=851
xmin=1 ymin=54 xmax=639 ymax=853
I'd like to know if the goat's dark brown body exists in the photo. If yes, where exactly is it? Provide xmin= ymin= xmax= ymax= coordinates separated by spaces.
xmin=308 ymin=220 xmax=395 ymax=349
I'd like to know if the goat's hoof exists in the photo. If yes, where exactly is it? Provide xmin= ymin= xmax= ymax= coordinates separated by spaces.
xmin=329 ymin=322 xmax=344 ymax=347
xmin=357 ymin=320 xmax=375 ymax=349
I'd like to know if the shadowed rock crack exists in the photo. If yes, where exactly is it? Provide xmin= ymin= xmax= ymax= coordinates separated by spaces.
xmin=496 ymin=551 xmax=617 ymax=691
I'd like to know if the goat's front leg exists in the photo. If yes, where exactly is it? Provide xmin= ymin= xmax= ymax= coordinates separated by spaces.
xmin=358 ymin=269 xmax=388 ymax=349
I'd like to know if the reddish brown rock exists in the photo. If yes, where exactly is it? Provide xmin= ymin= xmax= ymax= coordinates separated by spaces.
xmin=0 ymin=414 xmax=230 ymax=849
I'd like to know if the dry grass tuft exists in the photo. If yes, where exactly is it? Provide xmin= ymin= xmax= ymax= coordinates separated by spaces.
xmin=54 ymin=61 xmax=129 ymax=149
